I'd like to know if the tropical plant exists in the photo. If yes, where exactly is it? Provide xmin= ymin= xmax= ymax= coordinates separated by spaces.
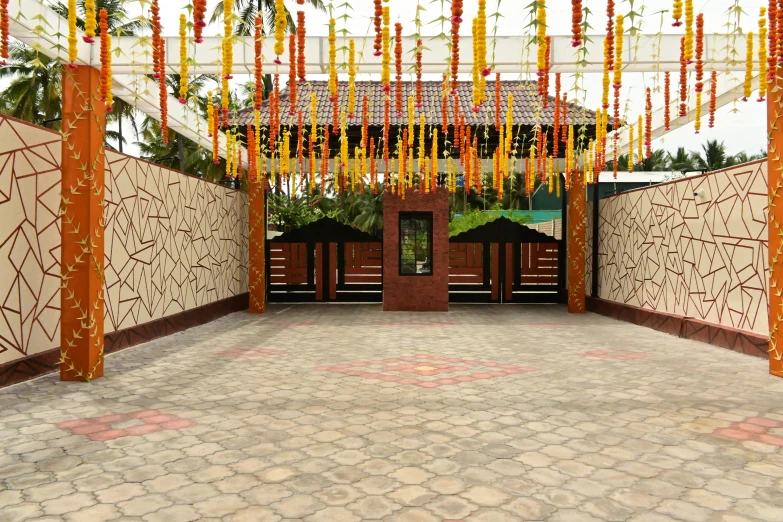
xmin=268 ymin=194 xmax=324 ymax=230
xmin=667 ymin=147 xmax=696 ymax=171
xmin=637 ymin=149 xmax=670 ymax=171
xmin=0 ymin=43 xmax=62 ymax=129
xmin=449 ymin=208 xmax=532 ymax=237
xmin=51 ymin=0 xmax=144 ymax=35
xmin=353 ymin=190 xmax=384 ymax=234
xmin=209 ymin=0 xmax=326 ymax=36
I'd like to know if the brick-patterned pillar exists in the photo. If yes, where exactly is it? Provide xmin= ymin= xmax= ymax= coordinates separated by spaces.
xmin=567 ymin=171 xmax=586 ymax=314
xmin=60 ymin=67 xmax=106 ymax=381
xmin=769 ymin=77 xmax=783 ymax=377
xmin=248 ymin=178 xmax=266 ymax=313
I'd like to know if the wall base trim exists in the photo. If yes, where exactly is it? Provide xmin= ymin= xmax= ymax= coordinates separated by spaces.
xmin=0 ymin=293 xmax=249 ymax=389
xmin=587 ymin=297 xmax=768 ymax=359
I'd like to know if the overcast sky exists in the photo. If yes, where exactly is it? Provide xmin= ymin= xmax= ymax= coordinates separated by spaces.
xmin=120 ymin=0 xmax=768 ymax=159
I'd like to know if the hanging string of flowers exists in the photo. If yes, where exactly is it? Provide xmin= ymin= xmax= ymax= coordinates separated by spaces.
xmin=760 ymin=7 xmax=768 ymax=101
xmin=152 ymin=1 xmax=161 ymax=78
xmin=193 ymin=0 xmax=207 ymax=43
xmin=418 ymin=113 xmax=426 ymax=179
xmin=395 ymin=23 xmax=404 ymax=116
xmin=627 ymin=123 xmax=634 ymax=172
xmin=601 ymin=0 xmax=614 ymax=110
xmin=370 ymin=137 xmax=377 ymax=192
xmin=673 ymin=0 xmax=683 ymax=27
xmin=543 ymin=36 xmax=551 ymax=108
xmin=472 ymin=19 xmax=481 ymax=110
xmin=289 ymin=34 xmax=297 ymax=113
xmin=255 ymin=17 xmax=263 ymax=111
xmin=212 ymin=104 xmax=219 ymax=163
xmin=348 ymin=40 xmax=356 ymax=118
xmin=571 ymin=0 xmax=583 ymax=48
xmin=637 ymin=115 xmax=642 ymax=162
xmin=99 ymin=9 xmax=113 ymax=112
xmin=159 ymin=39 xmax=168 ymax=143
xmin=613 ymin=15 xmax=624 ymax=130
xmin=383 ymin=97 xmax=390 ymax=184
xmin=478 ymin=0 xmax=490 ymax=77
xmin=273 ymin=0 xmax=285 ymax=64
xmin=416 ymin=39 xmax=423 ymax=107
xmin=373 ymin=0 xmax=383 ymax=56
xmin=768 ymin=0 xmax=777 ymax=80
xmin=495 ymin=73 xmax=501 ymax=131
xmin=664 ymin=71 xmax=671 ymax=130
xmin=679 ymin=36 xmax=687 ymax=117
xmin=684 ymin=0 xmax=694 ymax=63
xmin=179 ymin=14 xmax=189 ymax=104
xmin=321 ymin=126 xmax=330 ymax=194
xmin=554 ymin=74 xmax=561 ymax=159
xmin=84 ymin=0 xmax=96 ymax=43
xmin=694 ymin=13 xmax=703 ymax=131
xmin=744 ymin=32 xmax=754 ymax=101
xmin=451 ymin=0 xmax=463 ymax=94
xmin=247 ymin=124 xmax=256 ymax=180
xmin=297 ymin=1 xmax=306 ymax=82
xmin=223 ymin=0 xmax=233 ymax=79
xmin=645 ymin=88 xmax=652 ymax=157
xmin=382 ymin=7 xmax=391 ymax=93
xmin=537 ymin=0 xmax=548 ymax=99
xmin=66 ymin=0 xmax=77 ymax=68
xmin=208 ymin=92 xmax=214 ymax=138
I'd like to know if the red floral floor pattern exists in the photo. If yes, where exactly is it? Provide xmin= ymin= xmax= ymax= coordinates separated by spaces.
xmin=56 ymin=410 xmax=195 ymax=441
xmin=370 ymin=320 xmax=462 ymax=328
xmin=316 ymin=355 xmax=537 ymax=388
xmin=215 ymin=347 xmax=287 ymax=358
xmin=577 ymin=349 xmax=650 ymax=360
xmin=714 ymin=417 xmax=783 ymax=447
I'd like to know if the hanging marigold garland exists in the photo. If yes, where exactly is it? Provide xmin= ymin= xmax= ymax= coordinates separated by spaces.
xmin=543 ymin=36 xmax=551 ymax=108
xmin=450 ymin=0 xmax=463 ymax=94
xmin=664 ymin=71 xmax=671 ymax=130
xmin=478 ymin=0 xmax=490 ymax=77
xmin=159 ymin=39 xmax=168 ymax=144
xmin=66 ymin=0 xmax=77 ymax=68
xmin=193 ymin=0 xmax=207 ymax=43
xmin=382 ymin=7 xmax=391 ymax=93
xmin=472 ymin=19 xmax=481 ymax=111
xmin=99 ymin=9 xmax=113 ymax=112
xmin=744 ymin=32 xmax=754 ymax=101
xmin=207 ymin=92 xmax=214 ymax=138
xmin=179 ymin=14 xmax=189 ymax=104
xmin=537 ymin=0 xmax=548 ymax=98
xmin=328 ymin=18 xmax=337 ymax=101
xmin=395 ymin=23 xmax=404 ymax=116
xmin=637 ymin=115 xmax=642 ymax=162
xmin=223 ymin=0 xmax=233 ymax=79
xmin=442 ymin=77 xmax=450 ymax=134
xmin=553 ymin=73 xmax=561 ymax=159
xmin=212 ymin=104 xmax=219 ymax=163
xmin=84 ymin=0 xmax=96 ymax=43
xmin=408 ymin=96 xmax=416 ymax=143
xmin=348 ymin=40 xmax=357 ymax=118
xmin=254 ymin=16 xmax=263 ymax=111
xmin=297 ymin=2 xmax=306 ymax=82
xmin=645 ymin=88 xmax=652 ymax=157
xmin=571 ymin=0 xmax=583 ymax=48
xmin=760 ymin=8 xmax=768 ymax=101
xmin=768 ymin=0 xmax=777 ymax=80
xmin=151 ymin=1 xmax=161 ymax=78
xmin=273 ymin=0 xmax=285 ymax=64
xmin=684 ymin=0 xmax=694 ymax=63
xmin=602 ymin=0 xmax=614 ymax=110
xmin=383 ymin=97 xmax=390 ymax=184
xmin=694 ymin=13 xmax=703 ymax=131
xmin=495 ymin=73 xmax=502 ymax=131
xmin=613 ymin=15 xmax=624 ymax=130
xmin=416 ymin=39 xmax=423 ymax=108
xmin=289 ymin=34 xmax=297 ymax=113
xmin=373 ymin=0 xmax=383 ymax=56
xmin=673 ymin=0 xmax=683 ymax=27
xmin=627 ymin=123 xmax=634 ymax=172
xmin=321 ymin=126 xmax=330 ymax=195
xmin=679 ymin=36 xmax=687 ymax=117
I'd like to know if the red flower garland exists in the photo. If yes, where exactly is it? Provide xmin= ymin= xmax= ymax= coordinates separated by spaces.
xmin=571 ymin=0 xmax=583 ymax=48
xmin=553 ymin=73 xmax=561 ymax=159
xmin=709 ymin=71 xmax=717 ymax=128
xmin=0 ymin=0 xmax=9 ymax=65
xmin=769 ymin=0 xmax=777 ymax=79
xmin=395 ymin=23 xmax=403 ymax=116
xmin=645 ymin=88 xmax=652 ymax=158
xmin=289 ymin=34 xmax=297 ymax=114
xmin=495 ymin=73 xmax=501 ymax=132
xmin=451 ymin=0 xmax=463 ymax=94
xmin=193 ymin=0 xmax=207 ymax=43
xmin=415 ymin=39 xmax=423 ymax=108
xmin=695 ymin=13 xmax=704 ymax=91
xmin=679 ymin=36 xmax=687 ymax=117
xmin=152 ymin=1 xmax=161 ymax=79
xmin=664 ymin=71 xmax=671 ymax=130
xmin=297 ymin=9 xmax=306 ymax=82
xmin=254 ymin=16 xmax=263 ymax=111
xmin=373 ymin=0 xmax=383 ymax=57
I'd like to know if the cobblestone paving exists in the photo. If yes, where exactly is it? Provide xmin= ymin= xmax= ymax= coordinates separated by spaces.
xmin=2 ymin=304 xmax=783 ymax=522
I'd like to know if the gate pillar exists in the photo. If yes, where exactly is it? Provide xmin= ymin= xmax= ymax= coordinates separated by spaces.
xmin=769 ymin=75 xmax=783 ymax=377
xmin=567 ymin=171 xmax=586 ymax=314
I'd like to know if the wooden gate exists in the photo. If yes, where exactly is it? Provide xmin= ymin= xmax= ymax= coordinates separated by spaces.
xmin=267 ymin=218 xmax=382 ymax=303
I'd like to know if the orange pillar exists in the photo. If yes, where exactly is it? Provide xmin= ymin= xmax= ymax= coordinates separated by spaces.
xmin=567 ymin=171 xmax=586 ymax=313
xmin=769 ymin=76 xmax=783 ymax=377
xmin=60 ymin=66 xmax=106 ymax=381
xmin=248 ymin=176 xmax=267 ymax=313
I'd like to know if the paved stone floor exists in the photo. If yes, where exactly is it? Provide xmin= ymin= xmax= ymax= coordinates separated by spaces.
xmin=2 ymin=305 xmax=783 ymax=522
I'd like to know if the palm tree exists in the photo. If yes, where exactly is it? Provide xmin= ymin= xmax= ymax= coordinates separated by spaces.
xmin=638 ymin=149 xmax=670 ymax=171
xmin=51 ymin=0 xmax=144 ymax=35
xmin=0 ymin=43 xmax=62 ymax=128
xmin=734 ymin=149 xmax=767 ymax=164
xmin=210 ymin=0 xmax=326 ymax=36
xmin=604 ymin=153 xmax=631 ymax=172
xmin=353 ymin=191 xmax=384 ymax=234
xmin=691 ymin=140 xmax=736 ymax=172
xmin=668 ymin=147 xmax=696 ymax=171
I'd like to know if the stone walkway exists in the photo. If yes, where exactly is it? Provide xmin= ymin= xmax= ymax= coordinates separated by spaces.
xmin=2 ymin=305 xmax=783 ymax=522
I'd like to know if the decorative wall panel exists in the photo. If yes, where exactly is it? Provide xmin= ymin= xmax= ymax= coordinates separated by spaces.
xmin=595 ymin=161 xmax=768 ymax=336
xmin=103 ymin=151 xmax=249 ymax=333
xmin=0 ymin=117 xmax=62 ymax=366
xmin=0 ymin=114 xmax=248 ymax=376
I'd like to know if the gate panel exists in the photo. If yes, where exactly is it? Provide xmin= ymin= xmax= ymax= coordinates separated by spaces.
xmin=268 ymin=242 xmax=316 ymax=302
xmin=448 ymin=243 xmax=494 ymax=302
xmin=334 ymin=242 xmax=383 ymax=302
xmin=511 ymin=242 xmax=561 ymax=303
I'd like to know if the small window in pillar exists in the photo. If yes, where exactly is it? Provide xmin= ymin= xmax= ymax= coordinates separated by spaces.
xmin=399 ymin=212 xmax=433 ymax=275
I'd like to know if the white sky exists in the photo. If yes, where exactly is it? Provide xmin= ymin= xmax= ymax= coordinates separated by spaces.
xmin=128 ymin=0 xmax=767 ymax=158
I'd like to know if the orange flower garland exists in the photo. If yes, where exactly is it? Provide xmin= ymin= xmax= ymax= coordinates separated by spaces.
xmin=159 ymin=39 xmax=168 ymax=144
xmin=297 ymin=4 xmax=306 ymax=83
xmin=328 ymin=18 xmax=337 ymax=101
xmin=612 ymin=15 xmax=624 ymax=130
xmin=373 ymin=0 xmax=383 ymax=56
xmin=193 ymin=0 xmax=207 ymax=43
xmin=212 ymin=104 xmax=219 ymax=163
xmin=289 ymin=34 xmax=297 ymax=113
xmin=602 ymin=0 xmax=614 ymax=109
xmin=416 ymin=39 xmax=423 ymax=108
xmin=645 ymin=88 xmax=652 ymax=157
xmin=543 ymin=36 xmax=551 ymax=108
xmin=777 ymin=0 xmax=783 ymax=65
xmin=495 ymin=73 xmax=501 ymax=132
xmin=695 ymin=13 xmax=704 ymax=92
xmin=207 ymin=92 xmax=214 ymax=138
xmin=395 ymin=23 xmax=403 ymax=115
xmin=0 ymin=0 xmax=8 ymax=65
xmin=254 ymin=17 xmax=263 ymax=111
xmin=348 ymin=39 xmax=356 ymax=118
xmin=760 ymin=7 xmax=768 ymax=101
xmin=679 ymin=36 xmax=687 ymax=117
xmin=562 ymin=92 xmax=569 ymax=143
xmin=478 ymin=0 xmax=489 ymax=77
xmin=441 ymin=87 xmax=449 ymax=134
xmin=571 ymin=0 xmax=583 ymax=48
xmin=152 ymin=1 xmax=161 ymax=78
xmin=99 ymin=10 xmax=110 ymax=104
xmin=370 ymin=137 xmax=377 ymax=193
xmin=321 ymin=126 xmax=330 ymax=195
xmin=664 ymin=71 xmax=671 ymax=130
xmin=768 ymin=0 xmax=777 ymax=80
xmin=383 ymin=97 xmax=390 ymax=184
xmin=554 ymin=73 xmax=561 ymax=159
xmin=451 ymin=0 xmax=463 ymax=94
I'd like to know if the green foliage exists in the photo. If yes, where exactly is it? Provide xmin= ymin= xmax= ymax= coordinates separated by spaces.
xmin=268 ymin=194 xmax=326 ymax=230
xmin=449 ymin=209 xmax=532 ymax=237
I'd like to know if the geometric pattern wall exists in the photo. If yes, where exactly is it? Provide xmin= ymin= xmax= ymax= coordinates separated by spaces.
xmin=595 ymin=161 xmax=769 ymax=336
xmin=0 ymin=114 xmax=248 ymax=369
xmin=103 ymin=151 xmax=248 ymax=332
xmin=0 ymin=117 xmax=62 ymax=366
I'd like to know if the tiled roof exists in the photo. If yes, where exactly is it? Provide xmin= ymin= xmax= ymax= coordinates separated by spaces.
xmin=234 ymin=80 xmax=595 ymax=128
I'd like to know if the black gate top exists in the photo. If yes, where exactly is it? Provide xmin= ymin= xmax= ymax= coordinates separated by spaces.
xmin=449 ymin=216 xmax=559 ymax=244
xmin=271 ymin=217 xmax=382 ymax=243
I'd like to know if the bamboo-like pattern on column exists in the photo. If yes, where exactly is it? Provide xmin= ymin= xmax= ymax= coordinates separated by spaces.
xmin=769 ymin=75 xmax=783 ymax=377
xmin=249 ymin=178 xmax=267 ymax=314
xmin=567 ymin=171 xmax=586 ymax=314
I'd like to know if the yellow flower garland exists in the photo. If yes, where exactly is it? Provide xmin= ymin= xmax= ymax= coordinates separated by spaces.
xmin=628 ymin=123 xmax=634 ymax=172
xmin=684 ymin=0 xmax=694 ymax=62
xmin=637 ymin=115 xmax=642 ymax=163
xmin=744 ymin=32 xmax=754 ymax=101
xmin=179 ymin=14 xmax=188 ymax=103
xmin=84 ymin=0 xmax=96 ymax=42
xmin=328 ymin=19 xmax=337 ymax=100
xmin=418 ymin=113 xmax=426 ymax=175
xmin=382 ymin=7 xmax=391 ymax=91
xmin=348 ymin=39 xmax=356 ymax=116
xmin=274 ymin=0 xmax=286 ymax=60
xmin=67 ymin=0 xmax=77 ymax=63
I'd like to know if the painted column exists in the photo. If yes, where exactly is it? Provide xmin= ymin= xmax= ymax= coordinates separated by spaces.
xmin=567 ymin=171 xmax=586 ymax=313
xmin=769 ymin=76 xmax=783 ymax=377
xmin=248 ymin=177 xmax=267 ymax=313
xmin=60 ymin=66 xmax=106 ymax=381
